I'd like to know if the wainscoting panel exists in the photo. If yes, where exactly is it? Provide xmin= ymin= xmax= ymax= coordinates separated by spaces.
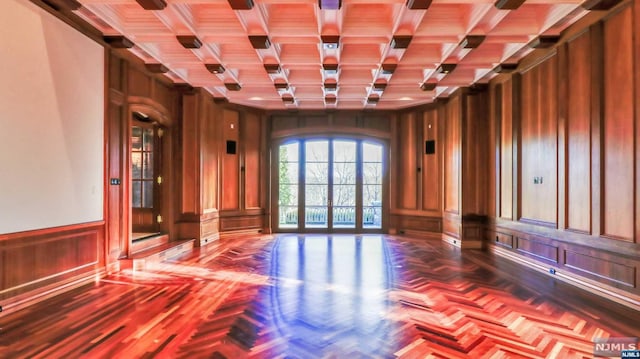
xmin=516 ymin=236 xmax=559 ymax=263
xmin=220 ymin=215 xmax=263 ymax=233
xmin=0 ymin=222 xmax=104 ymax=303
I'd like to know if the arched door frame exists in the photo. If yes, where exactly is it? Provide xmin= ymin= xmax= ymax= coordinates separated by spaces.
xmin=271 ymin=134 xmax=389 ymax=234
xmin=122 ymin=100 xmax=174 ymax=258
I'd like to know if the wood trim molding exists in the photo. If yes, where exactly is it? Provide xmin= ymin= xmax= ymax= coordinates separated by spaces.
xmin=0 ymin=222 xmax=105 ymax=310
xmin=489 ymin=244 xmax=640 ymax=311
xmin=0 ymin=220 xmax=105 ymax=241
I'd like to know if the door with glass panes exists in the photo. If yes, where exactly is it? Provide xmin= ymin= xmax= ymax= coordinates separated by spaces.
xmin=131 ymin=119 xmax=162 ymax=234
xmin=276 ymin=138 xmax=384 ymax=232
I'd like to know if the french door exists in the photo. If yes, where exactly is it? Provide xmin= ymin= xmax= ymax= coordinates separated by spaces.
xmin=276 ymin=138 xmax=384 ymax=232
xmin=131 ymin=119 xmax=162 ymax=235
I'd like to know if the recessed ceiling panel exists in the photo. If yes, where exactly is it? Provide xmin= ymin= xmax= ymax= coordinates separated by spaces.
xmin=76 ymin=0 xmax=585 ymax=109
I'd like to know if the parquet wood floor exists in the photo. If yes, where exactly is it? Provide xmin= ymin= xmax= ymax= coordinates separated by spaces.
xmin=0 ymin=234 xmax=638 ymax=358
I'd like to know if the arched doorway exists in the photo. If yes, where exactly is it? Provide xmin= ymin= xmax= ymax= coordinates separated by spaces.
xmin=274 ymin=137 xmax=387 ymax=233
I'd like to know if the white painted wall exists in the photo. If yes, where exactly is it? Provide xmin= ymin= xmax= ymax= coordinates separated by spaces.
xmin=0 ymin=0 xmax=104 ymax=234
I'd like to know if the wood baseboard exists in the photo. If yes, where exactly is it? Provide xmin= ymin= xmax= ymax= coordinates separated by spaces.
xmin=0 ymin=270 xmax=104 ymax=315
xmin=442 ymin=233 xmax=483 ymax=249
xmin=219 ymin=228 xmax=263 ymax=240
xmin=399 ymin=229 xmax=441 ymax=240
xmin=490 ymin=244 xmax=640 ymax=311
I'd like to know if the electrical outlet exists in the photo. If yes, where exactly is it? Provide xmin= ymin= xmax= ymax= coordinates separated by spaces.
xmin=549 ymin=268 xmax=556 ymax=275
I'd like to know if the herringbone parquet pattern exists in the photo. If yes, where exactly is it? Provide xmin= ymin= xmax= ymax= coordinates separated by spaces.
xmin=0 ymin=234 xmax=638 ymax=358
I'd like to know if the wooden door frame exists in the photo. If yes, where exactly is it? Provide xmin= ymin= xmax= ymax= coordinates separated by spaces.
xmin=124 ymin=102 xmax=173 ymax=257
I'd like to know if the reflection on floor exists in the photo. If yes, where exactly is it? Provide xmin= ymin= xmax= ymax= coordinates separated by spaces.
xmin=0 ymin=234 xmax=638 ymax=358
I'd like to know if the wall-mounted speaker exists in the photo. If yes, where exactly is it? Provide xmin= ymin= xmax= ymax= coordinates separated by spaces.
xmin=226 ymin=140 xmax=237 ymax=154
xmin=425 ymin=140 xmax=436 ymax=154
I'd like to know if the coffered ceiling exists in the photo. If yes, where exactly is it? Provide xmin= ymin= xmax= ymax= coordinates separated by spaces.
xmin=69 ymin=0 xmax=596 ymax=110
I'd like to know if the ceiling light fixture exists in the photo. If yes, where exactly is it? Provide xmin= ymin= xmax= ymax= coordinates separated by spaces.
xmin=581 ymin=0 xmax=623 ymax=10
xmin=318 ymin=0 xmax=342 ymax=10
xmin=391 ymin=35 xmax=413 ymax=49
xmin=324 ymin=81 xmax=338 ymax=91
xmin=274 ymin=81 xmax=289 ymax=90
xmin=373 ymin=80 xmax=387 ymax=91
xmin=436 ymin=63 xmax=457 ymax=74
xmin=323 ymin=63 xmax=339 ymax=75
xmin=366 ymin=95 xmax=380 ymax=105
xmin=406 ymin=0 xmax=433 ymax=10
xmin=381 ymin=63 xmax=397 ymax=75
xmin=135 ymin=0 xmax=166 ymax=10
xmin=494 ymin=63 xmax=518 ymax=73
xmin=44 ymin=0 xmax=82 ymax=10
xmin=145 ymin=63 xmax=169 ymax=73
xmin=529 ymin=35 xmax=560 ymax=48
xmin=460 ymin=35 xmax=486 ymax=49
xmin=282 ymin=95 xmax=295 ymax=104
xmin=264 ymin=64 xmax=281 ymax=74
xmin=494 ymin=0 xmax=525 ymax=10
xmin=104 ymin=36 xmax=134 ymax=49
xmin=420 ymin=82 xmax=437 ymax=91
xmin=176 ymin=35 xmax=202 ymax=49
xmin=205 ymin=63 xmax=225 ymax=74
xmin=227 ymin=0 xmax=254 ymax=10
xmin=321 ymin=35 xmax=340 ymax=50
xmin=248 ymin=35 xmax=271 ymax=49
xmin=225 ymin=83 xmax=242 ymax=91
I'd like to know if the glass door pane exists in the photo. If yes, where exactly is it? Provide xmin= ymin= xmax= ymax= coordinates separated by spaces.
xmin=332 ymin=140 xmax=356 ymax=228
xmin=278 ymin=142 xmax=299 ymax=229
xmin=305 ymin=141 xmax=329 ymax=228
xmin=362 ymin=142 xmax=383 ymax=229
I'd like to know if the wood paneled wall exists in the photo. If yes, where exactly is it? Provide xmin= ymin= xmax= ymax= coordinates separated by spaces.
xmin=440 ymin=90 xmax=490 ymax=248
xmin=520 ymin=54 xmax=558 ymax=226
xmin=107 ymin=52 xmax=177 ymax=257
xmin=179 ymin=89 xmax=267 ymax=241
xmin=0 ymin=222 xmax=104 ymax=310
xmin=390 ymin=106 xmax=444 ymax=236
xmin=486 ymin=1 xmax=640 ymax=307
xmin=219 ymin=109 xmax=267 ymax=237
xmin=177 ymin=89 xmax=220 ymax=244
